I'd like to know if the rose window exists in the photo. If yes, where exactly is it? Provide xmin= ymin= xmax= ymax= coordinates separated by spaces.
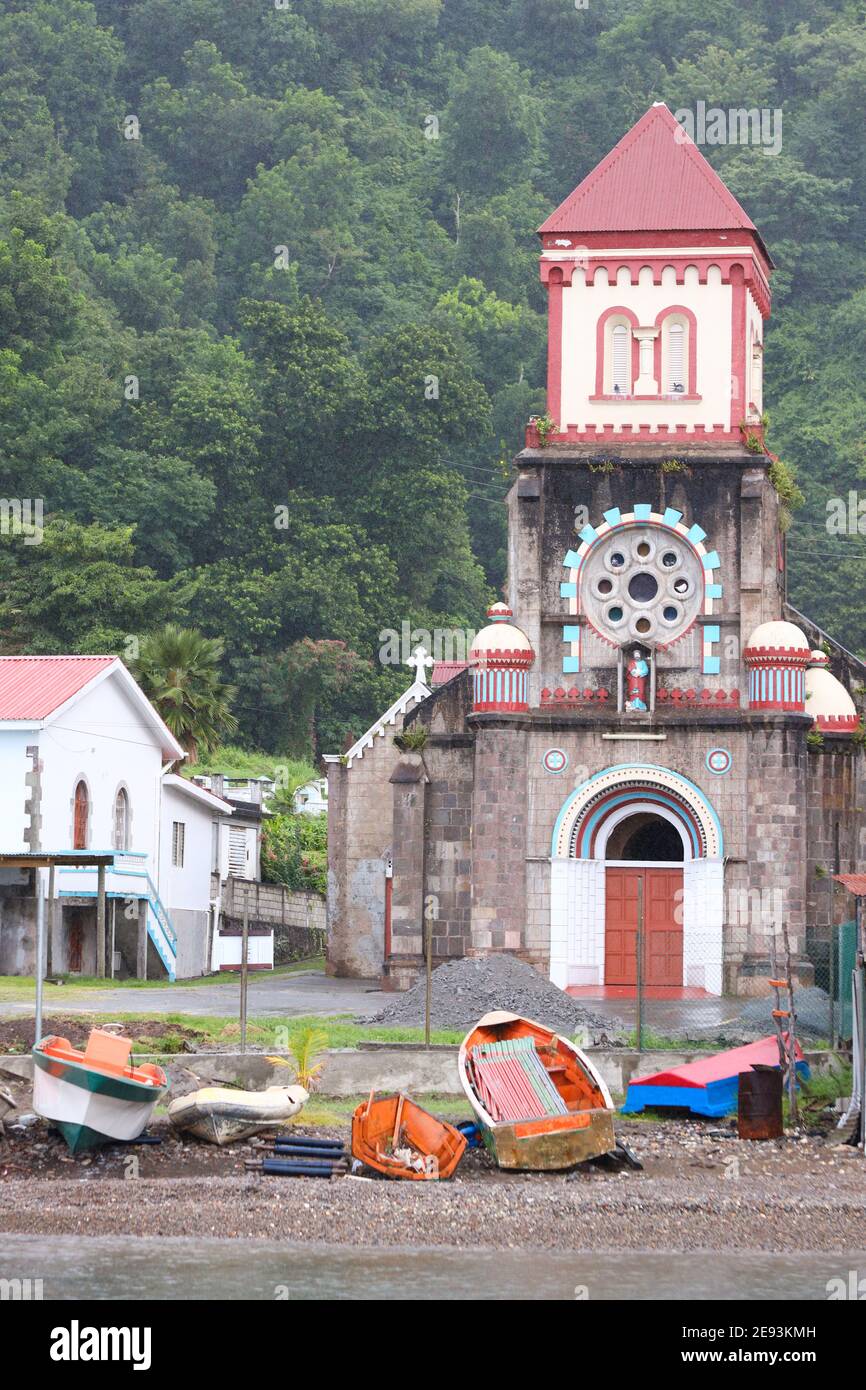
xmin=582 ymin=526 xmax=703 ymax=645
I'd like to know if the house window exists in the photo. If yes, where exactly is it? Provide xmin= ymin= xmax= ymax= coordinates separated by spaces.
xmin=113 ymin=788 xmax=130 ymax=851
xmin=171 ymin=821 xmax=185 ymax=868
xmin=73 ymin=780 xmax=88 ymax=850
xmin=611 ymin=323 xmax=630 ymax=394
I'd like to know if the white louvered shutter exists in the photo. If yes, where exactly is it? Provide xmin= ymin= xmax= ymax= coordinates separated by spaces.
xmin=668 ymin=323 xmax=685 ymax=393
xmin=611 ymin=325 xmax=629 ymax=394
xmin=228 ymin=827 xmax=247 ymax=876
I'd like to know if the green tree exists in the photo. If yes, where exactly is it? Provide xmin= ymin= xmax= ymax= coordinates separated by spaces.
xmin=130 ymin=623 xmax=238 ymax=759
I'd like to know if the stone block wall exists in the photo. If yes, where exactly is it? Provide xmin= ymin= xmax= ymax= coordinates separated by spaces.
xmin=806 ymin=739 xmax=866 ymax=987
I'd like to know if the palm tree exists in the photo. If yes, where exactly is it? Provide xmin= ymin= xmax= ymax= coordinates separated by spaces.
xmin=131 ymin=624 xmax=237 ymax=761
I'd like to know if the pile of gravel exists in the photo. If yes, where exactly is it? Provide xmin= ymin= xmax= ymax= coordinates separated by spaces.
xmin=368 ymin=954 xmax=623 ymax=1039
xmin=738 ymin=985 xmax=835 ymax=1040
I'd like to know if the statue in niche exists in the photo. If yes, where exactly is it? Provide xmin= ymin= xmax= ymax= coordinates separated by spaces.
xmin=625 ymin=647 xmax=650 ymax=712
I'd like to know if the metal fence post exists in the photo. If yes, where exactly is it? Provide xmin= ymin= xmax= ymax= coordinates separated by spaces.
xmin=636 ymin=875 xmax=644 ymax=1053
xmin=240 ymin=884 xmax=249 ymax=1054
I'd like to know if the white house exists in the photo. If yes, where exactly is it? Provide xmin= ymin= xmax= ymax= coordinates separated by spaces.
xmin=0 ymin=655 xmax=231 ymax=981
xmin=293 ymin=778 xmax=328 ymax=816
xmin=158 ymin=774 xmax=234 ymax=978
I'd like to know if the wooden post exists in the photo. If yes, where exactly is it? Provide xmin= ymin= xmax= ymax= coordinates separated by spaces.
xmin=96 ymin=863 xmax=106 ymax=978
xmin=240 ymin=884 xmax=250 ymax=1054
xmin=46 ymin=864 xmax=55 ymax=977
xmin=137 ymin=898 xmax=148 ymax=980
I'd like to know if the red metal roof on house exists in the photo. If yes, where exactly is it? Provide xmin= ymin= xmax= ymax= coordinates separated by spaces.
xmin=0 ymin=655 xmax=117 ymax=719
xmin=539 ymin=103 xmax=764 ymax=245
xmin=431 ymin=661 xmax=469 ymax=686
xmin=834 ymin=874 xmax=866 ymax=898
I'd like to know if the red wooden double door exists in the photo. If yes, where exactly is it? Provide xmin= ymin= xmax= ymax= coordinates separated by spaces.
xmin=604 ymin=868 xmax=683 ymax=987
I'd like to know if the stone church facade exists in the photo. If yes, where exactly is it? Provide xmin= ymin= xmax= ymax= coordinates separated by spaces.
xmin=326 ymin=103 xmax=866 ymax=995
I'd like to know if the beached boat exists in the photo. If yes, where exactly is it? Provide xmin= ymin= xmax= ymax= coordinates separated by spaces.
xmin=459 ymin=1011 xmax=616 ymax=1170
xmin=168 ymin=1083 xmax=308 ymax=1145
xmin=32 ymin=1029 xmax=167 ymax=1155
xmin=351 ymin=1092 xmax=466 ymax=1180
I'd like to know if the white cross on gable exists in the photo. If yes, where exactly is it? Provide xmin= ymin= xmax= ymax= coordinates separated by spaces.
xmin=406 ymin=645 xmax=434 ymax=679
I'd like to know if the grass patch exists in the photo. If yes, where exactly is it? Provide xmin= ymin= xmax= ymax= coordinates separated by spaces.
xmin=0 ymin=957 xmax=325 ymax=1004
xmin=17 ymin=1012 xmax=465 ymax=1051
xmin=297 ymin=1092 xmax=474 ymax=1127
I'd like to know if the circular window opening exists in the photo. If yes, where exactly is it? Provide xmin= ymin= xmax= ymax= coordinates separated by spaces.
xmin=609 ymin=551 xmax=625 ymax=569
xmin=597 ymin=577 xmax=613 ymax=595
xmin=628 ymin=572 xmax=659 ymax=603
xmin=636 ymin=541 xmax=652 ymax=559
xmin=661 ymin=550 xmax=678 ymax=568
xmin=635 ymin=616 xmax=652 ymax=634
xmin=673 ymin=576 xmax=690 ymax=594
xmin=663 ymin=605 xmax=679 ymax=622
xmin=608 ymin=605 xmax=624 ymax=624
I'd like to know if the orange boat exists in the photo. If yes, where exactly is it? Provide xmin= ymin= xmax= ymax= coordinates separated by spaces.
xmin=351 ymin=1092 xmax=466 ymax=1180
xmin=459 ymin=1011 xmax=616 ymax=1170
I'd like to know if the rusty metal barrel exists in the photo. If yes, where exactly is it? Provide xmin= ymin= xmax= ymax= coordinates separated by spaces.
xmin=737 ymin=1065 xmax=783 ymax=1140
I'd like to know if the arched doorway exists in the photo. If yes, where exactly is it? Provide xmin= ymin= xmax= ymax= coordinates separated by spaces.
xmin=603 ymin=810 xmax=684 ymax=988
xmin=549 ymin=764 xmax=724 ymax=995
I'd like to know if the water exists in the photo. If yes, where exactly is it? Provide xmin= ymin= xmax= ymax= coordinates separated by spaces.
xmin=0 ymin=1235 xmax=861 ymax=1300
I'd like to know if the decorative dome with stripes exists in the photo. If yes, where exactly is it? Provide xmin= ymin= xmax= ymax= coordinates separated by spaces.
xmin=805 ymin=650 xmax=859 ymax=733
xmin=470 ymin=604 xmax=534 ymax=714
xmin=470 ymin=604 xmax=535 ymax=667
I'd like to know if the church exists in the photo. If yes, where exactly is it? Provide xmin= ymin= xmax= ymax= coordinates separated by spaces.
xmin=326 ymin=103 xmax=866 ymax=998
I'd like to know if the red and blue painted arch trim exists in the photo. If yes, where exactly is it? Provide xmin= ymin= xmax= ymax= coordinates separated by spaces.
xmin=551 ymin=763 xmax=723 ymax=860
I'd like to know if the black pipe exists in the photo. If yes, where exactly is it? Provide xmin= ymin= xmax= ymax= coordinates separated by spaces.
xmin=273 ymin=1135 xmax=346 ymax=1150
xmin=272 ymin=1145 xmax=346 ymax=1160
xmin=261 ymin=1158 xmax=343 ymax=1178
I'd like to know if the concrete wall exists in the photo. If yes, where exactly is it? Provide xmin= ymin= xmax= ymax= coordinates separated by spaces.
xmin=219 ymin=877 xmax=325 ymax=931
xmin=1 ymin=1046 xmax=845 ymax=1101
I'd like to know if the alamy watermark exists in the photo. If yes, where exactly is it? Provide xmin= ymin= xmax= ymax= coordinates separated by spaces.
xmin=674 ymin=102 xmax=782 ymax=157
xmin=378 ymin=623 xmax=476 ymax=668
xmin=0 ymin=497 xmax=43 ymax=545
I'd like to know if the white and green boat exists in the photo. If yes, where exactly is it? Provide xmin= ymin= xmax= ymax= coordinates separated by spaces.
xmin=32 ymin=1029 xmax=167 ymax=1154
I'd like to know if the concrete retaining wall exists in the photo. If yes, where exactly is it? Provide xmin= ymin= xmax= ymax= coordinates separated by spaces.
xmin=1 ymin=1046 xmax=845 ymax=1100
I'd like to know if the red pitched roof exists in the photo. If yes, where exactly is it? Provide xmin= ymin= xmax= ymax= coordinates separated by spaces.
xmin=0 ymin=655 xmax=117 ymax=719
xmin=539 ymin=103 xmax=765 ymax=249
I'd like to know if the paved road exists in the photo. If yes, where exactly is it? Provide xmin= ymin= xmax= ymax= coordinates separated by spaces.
xmin=0 ymin=971 xmax=388 ymax=1020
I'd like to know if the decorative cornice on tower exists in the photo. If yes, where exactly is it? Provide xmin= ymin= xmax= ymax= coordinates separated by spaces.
xmin=470 ymin=603 xmax=535 ymax=713
xmin=744 ymin=621 xmax=810 ymax=712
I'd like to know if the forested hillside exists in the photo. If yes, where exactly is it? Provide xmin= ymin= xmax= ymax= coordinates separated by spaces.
xmin=1 ymin=0 xmax=864 ymax=757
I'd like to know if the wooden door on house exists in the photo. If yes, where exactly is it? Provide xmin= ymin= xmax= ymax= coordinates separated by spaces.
xmin=66 ymin=915 xmax=83 ymax=973
xmin=604 ymin=867 xmax=683 ymax=987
